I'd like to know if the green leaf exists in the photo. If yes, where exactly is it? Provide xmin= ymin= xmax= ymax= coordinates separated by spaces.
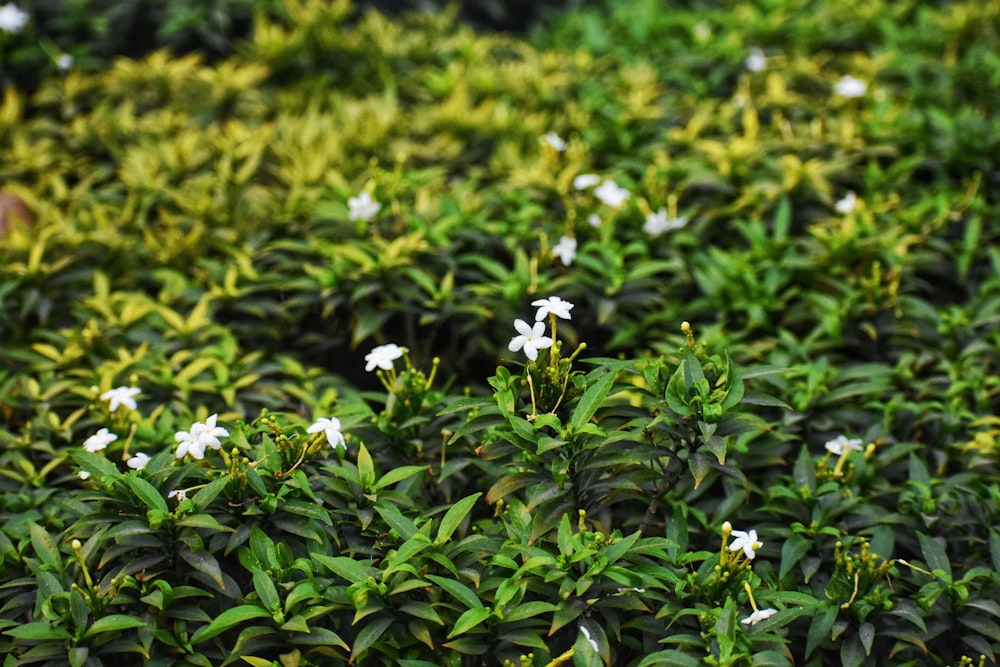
xmin=374 ymin=465 xmax=427 ymax=491
xmin=253 ymin=568 xmax=281 ymax=614
xmin=374 ymin=499 xmax=419 ymax=540
xmin=570 ymin=367 xmax=618 ymax=430
xmin=191 ymin=476 xmax=230 ymax=512
xmin=636 ymin=650 xmax=702 ymax=667
xmin=28 ymin=522 xmax=62 ymax=572
xmin=806 ymin=605 xmax=838 ymax=659
xmin=351 ymin=616 xmax=394 ymax=661
xmin=124 ymin=474 xmax=169 ymax=514
xmin=916 ymin=531 xmax=952 ymax=582
xmin=858 ymin=621 xmax=874 ymax=656
xmin=687 ymin=451 xmax=714 ymax=490
xmin=486 ymin=472 xmax=547 ymax=505
xmin=190 ymin=605 xmax=272 ymax=643
xmin=83 ymin=614 xmax=148 ymax=638
xmin=357 ymin=442 xmax=376 ymax=490
xmin=435 ymin=493 xmax=481 ymax=546
xmin=425 ymin=574 xmax=483 ymax=610
xmin=177 ymin=514 xmax=232 ymax=532
xmin=313 ymin=554 xmax=374 ymax=585
xmin=780 ymin=534 xmax=812 ymax=579
xmin=501 ymin=601 xmax=558 ymax=624
xmin=447 ymin=607 xmax=491 ymax=639
xmin=4 ymin=621 xmax=73 ymax=640
xmin=179 ymin=548 xmax=226 ymax=590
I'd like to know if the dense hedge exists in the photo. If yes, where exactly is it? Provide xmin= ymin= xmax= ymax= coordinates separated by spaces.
xmin=1 ymin=0 xmax=999 ymax=665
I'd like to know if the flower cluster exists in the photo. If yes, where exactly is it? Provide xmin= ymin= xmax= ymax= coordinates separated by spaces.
xmin=717 ymin=522 xmax=778 ymax=627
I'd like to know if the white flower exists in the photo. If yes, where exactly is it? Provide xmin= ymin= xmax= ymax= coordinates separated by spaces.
xmin=168 ymin=489 xmax=187 ymax=503
xmin=824 ymin=435 xmax=864 ymax=456
xmin=587 ymin=213 xmax=601 ymax=227
xmin=552 ymin=235 xmax=577 ymax=266
xmin=127 ymin=453 xmax=151 ymax=470
xmin=78 ymin=470 xmax=91 ymax=481
xmin=348 ymin=191 xmax=381 ymax=221
xmin=307 ymin=417 xmax=346 ymax=450
xmin=57 ymin=53 xmax=74 ymax=72
xmin=365 ymin=343 xmax=405 ymax=372
xmin=100 ymin=386 xmax=141 ymax=413
xmin=543 ymin=132 xmax=566 ymax=151
xmin=508 ymin=319 xmax=553 ymax=362
xmin=643 ymin=208 xmax=688 ymax=236
xmin=532 ymin=296 xmax=574 ymax=321
xmin=175 ymin=414 xmax=229 ymax=460
xmin=834 ymin=191 xmax=857 ymax=214
xmin=593 ymin=180 xmax=630 ymax=208
xmin=83 ymin=428 xmax=117 ymax=453
xmin=729 ymin=528 xmax=762 ymax=560
xmin=573 ymin=173 xmax=601 ymax=190
xmin=745 ymin=48 xmax=766 ymax=73
xmin=693 ymin=22 xmax=711 ymax=43
xmin=741 ymin=608 xmax=778 ymax=625
xmin=0 ymin=3 xmax=29 ymax=34
xmin=579 ymin=626 xmax=600 ymax=653
xmin=834 ymin=75 xmax=867 ymax=98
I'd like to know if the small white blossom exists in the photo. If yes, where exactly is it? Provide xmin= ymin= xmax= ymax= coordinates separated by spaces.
xmin=307 ymin=417 xmax=346 ymax=450
xmin=78 ymin=470 xmax=91 ymax=481
xmin=127 ymin=453 xmax=151 ymax=470
xmin=729 ymin=528 xmax=762 ymax=560
xmin=175 ymin=414 xmax=228 ymax=460
xmin=586 ymin=213 xmax=601 ymax=227
xmin=643 ymin=208 xmax=688 ymax=236
xmin=348 ymin=191 xmax=381 ymax=221
xmin=834 ymin=75 xmax=867 ymax=98
xmin=365 ymin=343 xmax=405 ymax=372
xmin=745 ymin=48 xmax=766 ymax=73
xmin=824 ymin=435 xmax=864 ymax=456
xmin=573 ymin=173 xmax=601 ymax=190
xmin=0 ymin=3 xmax=29 ymax=34
xmin=552 ymin=235 xmax=577 ymax=266
xmin=508 ymin=319 xmax=553 ymax=362
xmin=83 ymin=428 xmax=117 ymax=453
xmin=834 ymin=191 xmax=857 ymax=214
xmin=693 ymin=22 xmax=711 ymax=43
xmin=100 ymin=386 xmax=141 ymax=413
xmin=168 ymin=489 xmax=187 ymax=503
xmin=532 ymin=296 xmax=574 ymax=321
xmin=594 ymin=180 xmax=630 ymax=208
xmin=741 ymin=608 xmax=778 ymax=625
xmin=543 ymin=132 xmax=566 ymax=151
xmin=57 ymin=53 xmax=74 ymax=72
xmin=579 ymin=626 xmax=600 ymax=653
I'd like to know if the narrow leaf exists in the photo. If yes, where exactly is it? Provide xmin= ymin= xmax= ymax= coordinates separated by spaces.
xmin=190 ymin=605 xmax=271 ymax=643
xmin=83 ymin=615 xmax=148 ymax=638
xmin=570 ymin=368 xmax=617 ymax=430
xmin=435 ymin=493 xmax=481 ymax=545
xmin=447 ymin=607 xmax=491 ymax=639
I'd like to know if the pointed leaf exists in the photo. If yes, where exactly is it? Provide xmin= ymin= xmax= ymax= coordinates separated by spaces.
xmin=435 ymin=493 xmax=481 ymax=545
xmin=570 ymin=368 xmax=618 ymax=430
xmin=190 ymin=605 xmax=271 ymax=643
xmin=83 ymin=615 xmax=148 ymax=638
xmin=447 ymin=607 xmax=491 ymax=639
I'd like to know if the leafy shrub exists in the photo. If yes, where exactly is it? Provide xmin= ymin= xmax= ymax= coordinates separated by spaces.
xmin=1 ymin=0 xmax=999 ymax=664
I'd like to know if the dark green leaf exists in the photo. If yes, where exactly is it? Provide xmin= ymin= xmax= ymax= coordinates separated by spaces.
xmin=190 ymin=605 xmax=272 ymax=643
xmin=435 ymin=492 xmax=481 ymax=545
